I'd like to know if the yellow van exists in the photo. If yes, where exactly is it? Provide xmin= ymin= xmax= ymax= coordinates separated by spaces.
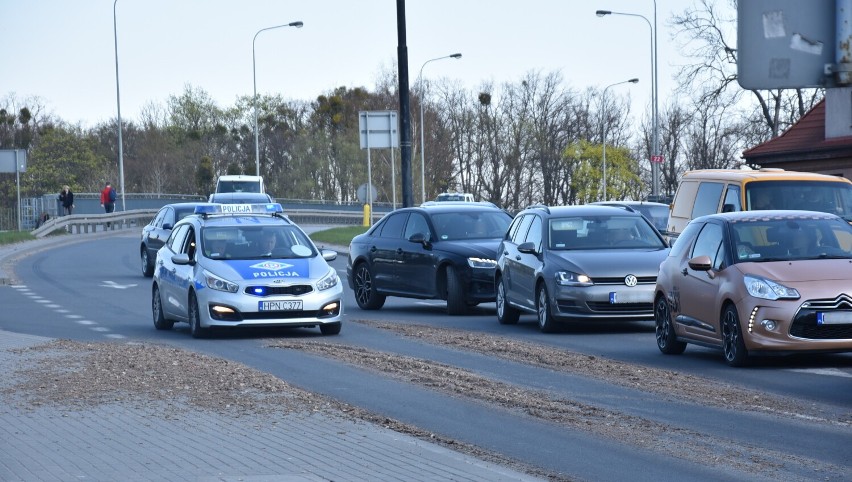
xmin=668 ymin=169 xmax=852 ymax=236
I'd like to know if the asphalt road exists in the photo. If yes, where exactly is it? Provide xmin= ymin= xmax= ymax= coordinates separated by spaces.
xmin=1 ymin=232 xmax=850 ymax=480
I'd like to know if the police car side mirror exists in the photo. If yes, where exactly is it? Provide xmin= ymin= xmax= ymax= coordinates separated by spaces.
xmin=171 ymin=253 xmax=194 ymax=266
xmin=321 ymin=249 xmax=337 ymax=262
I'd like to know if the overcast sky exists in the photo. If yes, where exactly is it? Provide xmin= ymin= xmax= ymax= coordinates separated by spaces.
xmin=1 ymin=0 xmax=700 ymax=128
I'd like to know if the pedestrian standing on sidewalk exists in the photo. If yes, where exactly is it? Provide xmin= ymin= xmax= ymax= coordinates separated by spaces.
xmin=100 ymin=182 xmax=116 ymax=228
xmin=59 ymin=185 xmax=75 ymax=216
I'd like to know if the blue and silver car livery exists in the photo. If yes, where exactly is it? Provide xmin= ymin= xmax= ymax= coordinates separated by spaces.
xmin=152 ymin=203 xmax=343 ymax=337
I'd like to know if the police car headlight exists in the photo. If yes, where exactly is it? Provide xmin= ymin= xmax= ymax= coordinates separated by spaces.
xmin=468 ymin=257 xmax=497 ymax=269
xmin=203 ymin=270 xmax=239 ymax=293
xmin=317 ymin=268 xmax=339 ymax=291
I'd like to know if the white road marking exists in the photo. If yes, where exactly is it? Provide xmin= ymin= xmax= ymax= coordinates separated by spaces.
xmin=789 ymin=368 xmax=852 ymax=378
xmin=76 ymin=320 xmax=96 ymax=325
xmin=100 ymin=281 xmax=138 ymax=289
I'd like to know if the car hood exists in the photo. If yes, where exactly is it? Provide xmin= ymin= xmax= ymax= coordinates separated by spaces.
xmin=201 ymin=257 xmax=331 ymax=282
xmin=437 ymin=238 xmax=502 ymax=259
xmin=552 ymin=249 xmax=670 ymax=277
xmin=735 ymin=259 xmax=852 ymax=283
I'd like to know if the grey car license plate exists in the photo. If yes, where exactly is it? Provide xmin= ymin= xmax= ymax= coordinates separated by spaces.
xmin=609 ymin=291 xmax=652 ymax=304
xmin=259 ymin=300 xmax=303 ymax=311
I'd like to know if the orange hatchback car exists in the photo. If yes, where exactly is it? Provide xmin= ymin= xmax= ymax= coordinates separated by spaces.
xmin=654 ymin=210 xmax=852 ymax=366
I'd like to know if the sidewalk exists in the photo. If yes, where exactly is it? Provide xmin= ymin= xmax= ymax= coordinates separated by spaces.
xmin=0 ymin=236 xmax=543 ymax=481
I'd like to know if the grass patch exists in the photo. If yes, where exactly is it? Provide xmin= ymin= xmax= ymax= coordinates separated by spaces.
xmin=0 ymin=231 xmax=36 ymax=245
xmin=310 ymin=225 xmax=368 ymax=247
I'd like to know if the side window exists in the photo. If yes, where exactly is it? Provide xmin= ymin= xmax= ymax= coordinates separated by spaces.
xmin=167 ymin=224 xmax=190 ymax=253
xmin=506 ymin=215 xmax=524 ymax=240
xmin=163 ymin=207 xmax=176 ymax=228
xmin=511 ymin=215 xmax=534 ymax=244
xmin=403 ymin=213 xmax=430 ymax=241
xmin=691 ymin=222 xmax=725 ymax=269
xmin=671 ymin=181 xmax=699 ymax=218
xmin=151 ymin=208 xmax=166 ymax=228
xmin=378 ymin=213 xmax=408 ymax=239
xmin=670 ymin=221 xmax=703 ymax=258
xmin=183 ymin=227 xmax=197 ymax=259
xmin=722 ymin=185 xmax=741 ymax=212
xmin=691 ymin=182 xmax=725 ymax=218
xmin=524 ymin=215 xmax=543 ymax=251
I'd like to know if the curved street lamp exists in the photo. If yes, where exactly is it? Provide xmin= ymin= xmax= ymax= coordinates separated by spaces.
xmin=253 ymin=21 xmax=303 ymax=176
xmin=416 ymin=53 xmax=462 ymax=204
xmin=601 ymin=78 xmax=639 ymax=202
xmin=597 ymin=3 xmax=660 ymax=197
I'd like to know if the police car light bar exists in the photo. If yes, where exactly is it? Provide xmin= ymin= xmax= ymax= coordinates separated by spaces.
xmin=195 ymin=203 xmax=284 ymax=215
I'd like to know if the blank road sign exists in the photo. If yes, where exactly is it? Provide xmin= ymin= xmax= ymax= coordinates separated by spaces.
xmin=359 ymin=111 xmax=399 ymax=149
xmin=0 ymin=149 xmax=27 ymax=173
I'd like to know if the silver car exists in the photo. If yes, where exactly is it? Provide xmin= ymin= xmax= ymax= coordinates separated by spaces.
xmin=152 ymin=203 xmax=343 ymax=338
xmin=495 ymin=205 xmax=670 ymax=332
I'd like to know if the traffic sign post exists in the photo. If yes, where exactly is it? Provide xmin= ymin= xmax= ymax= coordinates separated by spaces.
xmin=358 ymin=111 xmax=399 ymax=225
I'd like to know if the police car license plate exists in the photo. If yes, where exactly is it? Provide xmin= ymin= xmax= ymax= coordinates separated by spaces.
xmin=259 ymin=300 xmax=303 ymax=311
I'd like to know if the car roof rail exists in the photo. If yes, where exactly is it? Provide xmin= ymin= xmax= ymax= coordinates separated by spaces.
xmin=526 ymin=204 xmax=550 ymax=214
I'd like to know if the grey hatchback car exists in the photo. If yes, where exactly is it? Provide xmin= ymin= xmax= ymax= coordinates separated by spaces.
xmin=495 ymin=205 xmax=670 ymax=332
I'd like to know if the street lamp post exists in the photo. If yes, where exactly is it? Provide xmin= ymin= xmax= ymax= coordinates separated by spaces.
xmin=416 ymin=53 xmax=462 ymax=204
xmin=601 ymin=78 xmax=639 ymax=202
xmin=597 ymin=4 xmax=659 ymax=197
xmin=253 ymin=21 xmax=303 ymax=176
xmin=112 ymin=0 xmax=125 ymax=213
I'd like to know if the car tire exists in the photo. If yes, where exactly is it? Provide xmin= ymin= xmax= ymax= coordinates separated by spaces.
xmin=496 ymin=276 xmax=520 ymax=325
xmin=320 ymin=322 xmax=341 ymax=335
xmin=654 ymin=294 xmax=686 ymax=354
xmin=189 ymin=291 xmax=208 ymax=339
xmin=354 ymin=263 xmax=385 ymax=310
xmin=536 ymin=283 xmax=558 ymax=333
xmin=722 ymin=304 xmax=749 ymax=367
xmin=141 ymin=246 xmax=154 ymax=277
xmin=446 ymin=265 xmax=467 ymax=315
xmin=152 ymin=284 xmax=173 ymax=330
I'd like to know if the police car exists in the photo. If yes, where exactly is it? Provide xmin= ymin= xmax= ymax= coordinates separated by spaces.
xmin=151 ymin=203 xmax=343 ymax=337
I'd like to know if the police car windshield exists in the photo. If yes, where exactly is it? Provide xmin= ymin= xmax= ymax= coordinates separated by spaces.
xmin=202 ymin=226 xmax=316 ymax=260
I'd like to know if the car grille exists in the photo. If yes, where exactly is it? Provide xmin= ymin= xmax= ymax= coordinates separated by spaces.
xmin=592 ymin=276 xmax=656 ymax=285
xmin=586 ymin=301 xmax=653 ymax=313
xmin=791 ymin=295 xmax=852 ymax=340
xmin=241 ymin=310 xmax=329 ymax=320
xmin=244 ymin=284 xmax=313 ymax=296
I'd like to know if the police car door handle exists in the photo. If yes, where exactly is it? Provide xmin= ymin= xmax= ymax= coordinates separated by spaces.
xmin=370 ymin=246 xmax=377 ymax=252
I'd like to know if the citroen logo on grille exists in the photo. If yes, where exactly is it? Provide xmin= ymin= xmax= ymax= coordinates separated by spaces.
xmin=624 ymin=275 xmax=638 ymax=287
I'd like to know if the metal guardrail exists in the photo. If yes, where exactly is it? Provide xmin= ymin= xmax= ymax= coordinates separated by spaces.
xmin=29 ymin=208 xmax=369 ymax=238
xmin=30 ymin=209 xmax=157 ymax=238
